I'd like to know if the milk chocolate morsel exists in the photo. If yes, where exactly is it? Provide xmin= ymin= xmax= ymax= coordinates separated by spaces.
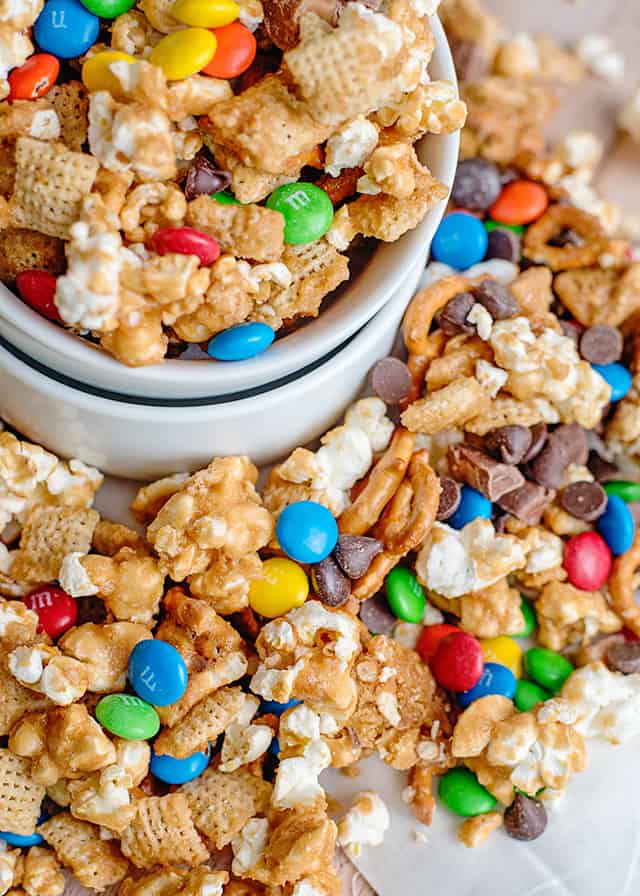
xmin=264 ymin=0 xmax=342 ymax=50
xmin=448 ymin=444 xmax=524 ymax=502
xmin=484 ymin=425 xmax=532 ymax=465
xmin=334 ymin=535 xmax=384 ymax=580
xmin=497 ymin=481 xmax=555 ymax=526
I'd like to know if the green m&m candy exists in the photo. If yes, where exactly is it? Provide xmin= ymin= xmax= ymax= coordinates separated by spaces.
xmin=385 ymin=567 xmax=425 ymax=623
xmin=524 ymin=647 xmax=573 ymax=693
xmin=510 ymin=597 xmax=537 ymax=638
xmin=214 ymin=189 xmax=241 ymax=205
xmin=514 ymin=679 xmax=551 ymax=713
xmin=604 ymin=480 xmax=640 ymax=503
xmin=266 ymin=183 xmax=334 ymax=244
xmin=438 ymin=767 xmax=497 ymax=817
xmin=485 ymin=219 xmax=525 ymax=235
xmin=80 ymin=0 xmax=135 ymax=18
xmin=96 ymin=694 xmax=160 ymax=740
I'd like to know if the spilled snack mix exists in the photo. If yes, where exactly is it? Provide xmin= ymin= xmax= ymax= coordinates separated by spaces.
xmin=0 ymin=0 xmax=465 ymax=367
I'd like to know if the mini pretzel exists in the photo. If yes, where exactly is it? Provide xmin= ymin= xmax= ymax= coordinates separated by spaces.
xmin=403 ymin=331 xmax=447 ymax=408
xmin=382 ymin=451 xmax=441 ymax=554
xmin=402 ymin=275 xmax=471 ymax=356
xmin=338 ymin=428 xmax=415 ymax=536
xmin=523 ymin=204 xmax=609 ymax=271
xmin=608 ymin=529 xmax=640 ymax=637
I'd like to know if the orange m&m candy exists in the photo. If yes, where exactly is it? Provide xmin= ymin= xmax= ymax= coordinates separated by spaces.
xmin=8 ymin=54 xmax=60 ymax=100
xmin=489 ymin=180 xmax=549 ymax=226
xmin=201 ymin=22 xmax=256 ymax=79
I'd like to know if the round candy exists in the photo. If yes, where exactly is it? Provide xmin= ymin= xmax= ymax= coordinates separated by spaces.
xmin=431 ymin=212 xmax=488 ymax=270
xmin=8 ymin=54 xmax=59 ymax=100
xmin=34 ymin=0 xmax=100 ymax=58
xmin=259 ymin=698 xmax=302 ymax=716
xmin=604 ymin=480 xmax=640 ymax=503
xmin=432 ymin=631 xmax=484 ymax=691
xmin=384 ymin=567 xmax=425 ymax=623
xmin=480 ymin=636 xmax=522 ymax=679
xmin=249 ymin=557 xmax=309 ymax=618
xmin=215 ymin=189 xmax=241 ymax=205
xmin=596 ymin=493 xmax=635 ymax=556
xmin=448 ymin=485 xmax=492 ymax=530
xmin=151 ymin=226 xmax=220 ymax=266
xmin=457 ymin=662 xmax=516 ymax=708
xmin=484 ymin=219 xmax=525 ymax=235
xmin=208 ymin=322 xmax=275 ymax=360
xmin=128 ymin=640 xmax=188 ymax=706
xmin=438 ymin=767 xmax=497 ymax=817
xmin=149 ymin=28 xmax=217 ymax=80
xmin=96 ymin=694 xmax=160 ymax=740
xmin=0 ymin=828 xmax=44 ymax=847
xmin=510 ymin=596 xmax=536 ymax=638
xmin=489 ymin=180 xmax=549 ymax=226
xmin=416 ymin=623 xmax=459 ymax=664
xmin=450 ymin=158 xmax=501 ymax=212
xmin=524 ymin=647 xmax=573 ymax=693
xmin=80 ymin=0 xmax=135 ymax=16
xmin=514 ymin=679 xmax=551 ymax=713
xmin=151 ymin=748 xmax=210 ymax=784
xmin=23 ymin=586 xmax=77 ymax=639
xmin=82 ymin=50 xmax=135 ymax=96
xmin=276 ymin=501 xmax=338 ymax=564
xmin=16 ymin=270 xmax=60 ymax=322
xmin=172 ymin=0 xmax=239 ymax=27
xmin=266 ymin=183 xmax=334 ymax=245
xmin=201 ymin=22 xmax=256 ymax=78
xmin=591 ymin=362 xmax=632 ymax=402
xmin=564 ymin=531 xmax=612 ymax=590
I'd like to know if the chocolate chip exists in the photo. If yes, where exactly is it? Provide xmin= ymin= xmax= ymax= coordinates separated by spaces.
xmin=334 ymin=535 xmax=383 ymax=580
xmin=497 ymin=481 xmax=555 ymax=526
xmin=526 ymin=435 xmax=568 ymax=489
xmin=438 ymin=292 xmax=476 ymax=336
xmin=579 ymin=325 xmax=623 ymax=365
xmin=576 ymin=632 xmax=626 ymax=666
xmin=451 ymin=158 xmax=501 ymax=212
xmin=504 ymin=793 xmax=548 ymax=841
xmin=185 ymin=154 xmax=231 ymax=201
xmin=607 ymin=641 xmax=640 ymax=675
xmin=371 ymin=357 xmax=412 ymax=405
xmin=484 ymin=425 xmax=532 ymax=465
xmin=436 ymin=476 xmax=461 ymax=521
xmin=559 ymin=481 xmax=607 ymax=521
xmin=74 ymin=595 xmax=107 ymax=626
xmin=553 ymin=423 xmax=589 ymax=467
xmin=559 ymin=319 xmax=582 ymax=345
xmin=448 ymin=444 xmax=525 ymax=502
xmin=522 ymin=424 xmax=547 ymax=463
xmin=472 ymin=279 xmax=519 ymax=320
xmin=448 ymin=37 xmax=490 ymax=82
xmin=548 ymin=227 xmax=583 ymax=248
xmin=359 ymin=593 xmax=396 ymax=635
xmin=588 ymin=451 xmax=620 ymax=483
xmin=264 ymin=0 xmax=340 ymax=49
xmin=486 ymin=227 xmax=521 ymax=262
xmin=311 ymin=556 xmax=351 ymax=607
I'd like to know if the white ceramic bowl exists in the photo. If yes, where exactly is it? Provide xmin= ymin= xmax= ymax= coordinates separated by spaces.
xmin=0 ymin=257 xmax=422 ymax=479
xmin=0 ymin=16 xmax=458 ymax=401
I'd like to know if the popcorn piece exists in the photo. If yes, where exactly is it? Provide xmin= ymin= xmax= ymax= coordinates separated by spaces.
xmin=119 ymin=868 xmax=229 ymax=896
xmin=619 ymin=87 xmax=640 ymax=143
xmin=324 ymin=116 xmax=378 ymax=178
xmin=58 ymin=622 xmax=152 ymax=692
xmin=80 ymin=548 xmax=165 ymax=624
xmin=376 ymin=80 xmax=467 ymax=142
xmin=186 ymin=195 xmax=285 ymax=263
xmin=9 ymin=506 xmax=99 ymax=586
xmin=0 ymin=29 xmax=32 ymax=101
xmin=182 ymin=766 xmax=271 ymax=849
xmin=39 ymin=812 xmax=129 ymax=891
xmin=119 ymin=182 xmax=187 ymax=243
xmin=576 ymin=34 xmax=624 ymax=82
xmin=206 ymin=139 xmax=298 ymax=204
xmin=272 ymin=737 xmax=332 ymax=809
xmin=337 ymin=792 xmax=390 ymax=858
xmin=119 ymin=251 xmax=210 ymax=327
xmin=0 ymin=748 xmax=45 ymax=836
xmin=120 ymin=793 xmax=208 ymax=869
xmin=0 ymin=654 xmax=51 ymax=736
xmin=535 ymin=581 xmax=621 ymax=651
xmin=220 ymin=694 xmax=273 ymax=773
xmin=8 ymin=645 xmax=88 ymax=705
xmin=459 ymin=577 xmax=525 ymax=639
xmin=0 ymin=596 xmax=38 ymax=646
xmin=0 ymin=841 xmax=22 ymax=896
xmin=358 ymin=143 xmax=417 ymax=199
xmin=560 ymin=662 xmax=640 ymax=744
xmin=111 ymin=9 xmax=162 ymax=55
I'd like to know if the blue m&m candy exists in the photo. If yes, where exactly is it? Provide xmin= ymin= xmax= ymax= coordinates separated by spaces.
xmin=34 ymin=0 xmax=99 ymax=58
xmin=457 ymin=662 xmax=517 ymax=708
xmin=431 ymin=212 xmax=488 ymax=270
xmin=260 ymin=698 xmax=301 ymax=716
xmin=597 ymin=494 xmax=635 ymax=556
xmin=128 ymin=640 xmax=188 ymax=707
xmin=591 ymin=362 xmax=632 ymax=402
xmin=276 ymin=501 xmax=338 ymax=563
xmin=448 ymin=485 xmax=492 ymax=530
xmin=208 ymin=322 xmax=275 ymax=361
xmin=150 ymin=748 xmax=210 ymax=784
xmin=1 ymin=812 xmax=47 ymax=847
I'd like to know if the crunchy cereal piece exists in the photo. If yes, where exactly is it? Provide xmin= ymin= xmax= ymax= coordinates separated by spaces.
xmin=207 ymin=140 xmax=297 ymax=204
xmin=93 ymin=167 xmax=134 ymax=216
xmin=0 ymin=596 xmax=39 ymax=646
xmin=358 ymin=143 xmax=417 ymax=199
xmin=39 ymin=812 xmax=129 ymax=890
xmin=138 ymin=0 xmax=181 ymax=31
xmin=119 ymin=868 xmax=228 ymax=896
xmin=0 ymin=749 xmax=45 ymax=836
xmin=120 ymin=793 xmax=208 ymax=869
xmin=0 ymin=226 xmax=66 ymax=282
xmin=535 ymin=581 xmax=621 ymax=651
xmin=9 ymin=137 xmax=98 ymax=239
xmin=187 ymin=195 xmax=284 ymax=262
xmin=92 ymin=519 xmax=145 ymax=556
xmin=458 ymin=811 xmax=503 ymax=848
xmin=509 ymin=265 xmax=558 ymax=332
xmin=167 ymin=76 xmax=233 ymax=121
xmin=182 ymin=766 xmax=272 ymax=849
xmin=555 ymin=264 xmax=640 ymax=328
xmin=0 ymin=655 xmax=50 ymax=736
xmin=59 ymin=622 xmax=152 ymax=692
xmin=425 ymin=335 xmax=492 ymax=391
xmin=464 ymin=395 xmax=548 ymax=435
xmin=439 ymin=0 xmax=501 ymax=68
xmin=203 ymin=74 xmax=330 ymax=175
xmin=8 ymin=644 xmax=88 ymax=705
xmin=0 ymin=99 xmax=59 ymax=141
xmin=19 ymin=846 xmax=64 ymax=896
xmin=79 ymin=548 xmax=165 ymax=624
xmin=459 ymin=577 xmax=525 ymax=639
xmin=154 ymin=686 xmax=245 ymax=758
xmin=9 ymin=506 xmax=99 ymax=586
xmin=402 ymin=377 xmax=491 ymax=435
xmin=119 ymin=182 xmax=187 ymax=242
xmin=523 ymin=204 xmax=612 ymax=272
xmin=0 ymin=140 xmax=16 ymax=196
xmin=48 ymin=82 xmax=89 ymax=152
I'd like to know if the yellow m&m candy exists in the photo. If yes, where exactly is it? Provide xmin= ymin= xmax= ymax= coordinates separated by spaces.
xmin=149 ymin=28 xmax=217 ymax=80
xmin=480 ymin=636 xmax=523 ymax=678
xmin=172 ymin=0 xmax=239 ymax=27
xmin=81 ymin=50 xmax=135 ymax=97
xmin=249 ymin=557 xmax=309 ymax=618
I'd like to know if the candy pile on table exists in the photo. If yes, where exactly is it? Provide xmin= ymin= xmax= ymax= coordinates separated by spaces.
xmin=0 ymin=0 xmax=465 ymax=367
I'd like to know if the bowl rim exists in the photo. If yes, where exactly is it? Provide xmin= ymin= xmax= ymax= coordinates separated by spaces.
xmin=0 ymin=15 xmax=458 ymax=400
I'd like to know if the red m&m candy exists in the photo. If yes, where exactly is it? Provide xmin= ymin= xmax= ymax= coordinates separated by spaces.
xmin=150 ymin=227 xmax=220 ymax=266
xmin=489 ymin=180 xmax=549 ymax=226
xmin=564 ymin=531 xmax=612 ymax=591
xmin=202 ymin=22 xmax=256 ymax=79
xmin=8 ymin=54 xmax=60 ymax=100
xmin=432 ymin=631 xmax=484 ymax=691
xmin=23 ymin=586 xmax=77 ymax=639
xmin=15 ymin=270 xmax=61 ymax=322
xmin=416 ymin=623 xmax=459 ymax=664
